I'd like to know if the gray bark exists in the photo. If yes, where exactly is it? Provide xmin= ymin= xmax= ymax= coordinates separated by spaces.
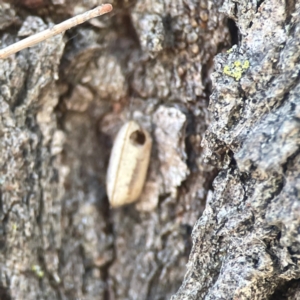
xmin=0 ymin=0 xmax=299 ymax=299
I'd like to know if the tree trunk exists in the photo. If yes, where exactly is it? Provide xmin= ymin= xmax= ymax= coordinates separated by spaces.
xmin=0 ymin=0 xmax=299 ymax=299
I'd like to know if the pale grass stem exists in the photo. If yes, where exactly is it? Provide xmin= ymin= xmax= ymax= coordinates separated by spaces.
xmin=0 ymin=3 xmax=113 ymax=59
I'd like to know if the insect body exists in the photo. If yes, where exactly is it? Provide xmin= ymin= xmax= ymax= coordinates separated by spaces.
xmin=106 ymin=121 xmax=152 ymax=207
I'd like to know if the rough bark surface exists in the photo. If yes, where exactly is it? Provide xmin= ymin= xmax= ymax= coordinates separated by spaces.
xmin=0 ymin=0 xmax=298 ymax=300
xmin=173 ymin=0 xmax=300 ymax=299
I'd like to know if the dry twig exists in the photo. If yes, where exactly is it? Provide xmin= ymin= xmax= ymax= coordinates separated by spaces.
xmin=0 ymin=3 xmax=113 ymax=59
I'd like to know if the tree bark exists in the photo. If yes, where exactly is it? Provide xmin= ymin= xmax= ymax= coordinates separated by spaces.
xmin=1 ymin=0 xmax=299 ymax=299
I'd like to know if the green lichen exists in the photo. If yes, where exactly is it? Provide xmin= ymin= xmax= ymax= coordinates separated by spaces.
xmin=12 ymin=223 xmax=17 ymax=232
xmin=31 ymin=265 xmax=44 ymax=278
xmin=234 ymin=60 xmax=241 ymax=67
xmin=242 ymin=60 xmax=250 ymax=69
xmin=223 ymin=59 xmax=250 ymax=81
